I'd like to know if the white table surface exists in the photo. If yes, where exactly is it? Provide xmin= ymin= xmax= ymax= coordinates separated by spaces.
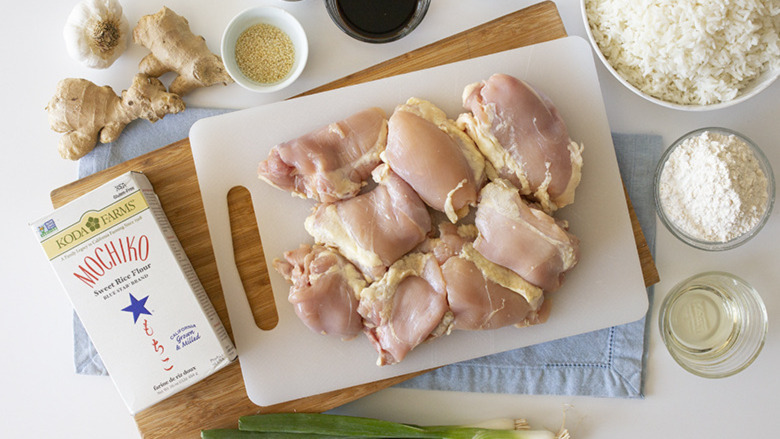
xmin=2 ymin=0 xmax=777 ymax=437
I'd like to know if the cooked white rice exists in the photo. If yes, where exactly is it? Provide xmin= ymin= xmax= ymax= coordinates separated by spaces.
xmin=585 ymin=0 xmax=780 ymax=105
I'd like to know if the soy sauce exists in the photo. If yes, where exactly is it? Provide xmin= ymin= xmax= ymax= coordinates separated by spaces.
xmin=336 ymin=0 xmax=419 ymax=38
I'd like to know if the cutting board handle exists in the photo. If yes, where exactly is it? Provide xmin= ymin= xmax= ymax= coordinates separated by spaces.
xmin=227 ymin=185 xmax=279 ymax=331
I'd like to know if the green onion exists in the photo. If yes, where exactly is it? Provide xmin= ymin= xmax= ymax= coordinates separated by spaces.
xmin=236 ymin=413 xmax=569 ymax=439
xmin=201 ymin=429 xmax=352 ymax=439
xmin=239 ymin=413 xmax=436 ymax=437
xmin=200 ymin=429 xmax=275 ymax=438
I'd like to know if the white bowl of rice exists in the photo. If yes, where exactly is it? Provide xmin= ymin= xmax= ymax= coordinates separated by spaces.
xmin=582 ymin=0 xmax=779 ymax=111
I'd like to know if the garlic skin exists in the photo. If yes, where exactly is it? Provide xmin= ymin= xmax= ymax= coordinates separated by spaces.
xmin=64 ymin=0 xmax=129 ymax=69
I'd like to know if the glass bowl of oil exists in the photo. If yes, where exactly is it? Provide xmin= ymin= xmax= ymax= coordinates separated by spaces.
xmin=658 ymin=271 xmax=768 ymax=378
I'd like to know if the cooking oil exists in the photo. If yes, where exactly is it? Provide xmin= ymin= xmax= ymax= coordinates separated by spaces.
xmin=658 ymin=271 xmax=767 ymax=378
xmin=667 ymin=286 xmax=738 ymax=353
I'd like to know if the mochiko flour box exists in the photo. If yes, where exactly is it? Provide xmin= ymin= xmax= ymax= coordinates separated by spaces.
xmin=31 ymin=171 xmax=236 ymax=414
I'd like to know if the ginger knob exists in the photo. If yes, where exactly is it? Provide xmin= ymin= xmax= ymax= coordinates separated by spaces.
xmin=46 ymin=74 xmax=186 ymax=160
xmin=133 ymin=7 xmax=233 ymax=95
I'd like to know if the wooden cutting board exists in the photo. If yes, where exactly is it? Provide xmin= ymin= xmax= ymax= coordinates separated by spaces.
xmin=50 ymin=2 xmax=658 ymax=437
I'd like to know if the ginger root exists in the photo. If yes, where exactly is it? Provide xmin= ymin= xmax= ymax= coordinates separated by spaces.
xmin=133 ymin=7 xmax=233 ymax=96
xmin=46 ymin=73 xmax=185 ymax=160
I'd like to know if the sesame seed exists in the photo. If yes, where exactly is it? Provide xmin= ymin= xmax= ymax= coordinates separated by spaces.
xmin=235 ymin=23 xmax=295 ymax=84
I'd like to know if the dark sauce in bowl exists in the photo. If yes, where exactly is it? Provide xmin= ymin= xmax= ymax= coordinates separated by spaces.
xmin=325 ymin=0 xmax=430 ymax=43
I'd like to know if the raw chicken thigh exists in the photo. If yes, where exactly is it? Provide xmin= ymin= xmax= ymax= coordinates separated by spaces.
xmin=305 ymin=164 xmax=432 ymax=281
xmin=414 ymin=222 xmax=478 ymax=265
xmin=383 ymin=98 xmax=486 ymax=223
xmin=257 ymin=107 xmax=388 ymax=203
xmin=274 ymin=244 xmax=366 ymax=340
xmin=442 ymin=256 xmax=547 ymax=331
xmin=358 ymin=253 xmax=453 ymax=366
xmin=459 ymin=73 xmax=583 ymax=213
xmin=473 ymin=179 xmax=580 ymax=293
xmin=256 ymin=76 xmax=587 ymax=365
xmin=422 ymin=223 xmax=546 ymax=330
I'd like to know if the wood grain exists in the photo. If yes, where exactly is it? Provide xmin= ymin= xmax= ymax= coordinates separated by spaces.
xmin=227 ymin=186 xmax=277 ymax=331
xmin=50 ymin=2 xmax=656 ymax=437
xmin=624 ymin=183 xmax=660 ymax=286
xmin=297 ymin=2 xmax=566 ymax=97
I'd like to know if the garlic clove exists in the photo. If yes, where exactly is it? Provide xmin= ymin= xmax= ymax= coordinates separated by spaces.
xmin=64 ymin=0 xmax=129 ymax=69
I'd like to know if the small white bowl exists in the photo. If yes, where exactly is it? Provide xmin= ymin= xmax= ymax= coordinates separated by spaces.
xmin=581 ymin=0 xmax=779 ymax=111
xmin=221 ymin=6 xmax=308 ymax=93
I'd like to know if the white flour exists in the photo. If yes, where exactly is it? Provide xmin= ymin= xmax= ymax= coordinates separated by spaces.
xmin=658 ymin=131 xmax=769 ymax=243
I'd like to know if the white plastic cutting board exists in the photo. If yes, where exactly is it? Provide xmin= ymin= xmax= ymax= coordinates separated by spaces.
xmin=189 ymin=36 xmax=649 ymax=406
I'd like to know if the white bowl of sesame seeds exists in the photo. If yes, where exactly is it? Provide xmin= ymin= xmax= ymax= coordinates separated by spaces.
xmin=221 ymin=6 xmax=308 ymax=93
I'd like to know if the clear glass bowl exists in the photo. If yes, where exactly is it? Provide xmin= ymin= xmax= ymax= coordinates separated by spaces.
xmin=654 ymin=127 xmax=775 ymax=251
xmin=658 ymin=271 xmax=768 ymax=378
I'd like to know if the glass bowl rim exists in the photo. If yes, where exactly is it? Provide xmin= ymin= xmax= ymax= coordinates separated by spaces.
xmin=658 ymin=270 xmax=768 ymax=378
xmin=653 ymin=127 xmax=776 ymax=251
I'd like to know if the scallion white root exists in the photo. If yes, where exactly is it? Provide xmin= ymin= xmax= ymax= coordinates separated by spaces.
xmin=461 ymin=414 xmax=569 ymax=439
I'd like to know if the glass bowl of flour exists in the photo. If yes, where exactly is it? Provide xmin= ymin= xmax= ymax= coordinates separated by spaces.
xmin=654 ymin=127 xmax=775 ymax=251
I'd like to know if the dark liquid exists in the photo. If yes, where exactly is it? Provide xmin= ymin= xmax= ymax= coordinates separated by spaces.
xmin=337 ymin=0 xmax=418 ymax=37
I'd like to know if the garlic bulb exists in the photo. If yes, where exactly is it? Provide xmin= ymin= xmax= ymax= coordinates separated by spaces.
xmin=63 ymin=0 xmax=129 ymax=69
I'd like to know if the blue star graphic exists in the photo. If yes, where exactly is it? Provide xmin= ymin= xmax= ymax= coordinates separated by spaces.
xmin=121 ymin=293 xmax=152 ymax=323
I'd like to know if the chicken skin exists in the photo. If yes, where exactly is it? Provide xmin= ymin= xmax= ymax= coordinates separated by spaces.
xmin=459 ymin=73 xmax=583 ymax=213
xmin=256 ymin=80 xmax=585 ymax=366
xmin=383 ymin=98 xmax=485 ymax=223
xmin=358 ymin=252 xmax=453 ymax=366
xmin=442 ymin=256 xmax=547 ymax=331
xmin=421 ymin=223 xmax=546 ymax=330
xmin=473 ymin=179 xmax=580 ymax=293
xmin=274 ymin=244 xmax=366 ymax=340
xmin=304 ymin=164 xmax=432 ymax=281
xmin=258 ymin=107 xmax=388 ymax=203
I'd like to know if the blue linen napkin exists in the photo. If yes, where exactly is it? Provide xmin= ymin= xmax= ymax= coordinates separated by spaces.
xmin=74 ymin=108 xmax=662 ymax=399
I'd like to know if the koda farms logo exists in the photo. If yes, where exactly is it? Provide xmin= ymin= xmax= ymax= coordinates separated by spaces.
xmin=54 ymin=216 xmax=101 ymax=250
xmin=40 ymin=194 xmax=146 ymax=261
xmin=85 ymin=216 xmax=101 ymax=232
xmin=54 ymin=199 xmax=137 ymax=251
